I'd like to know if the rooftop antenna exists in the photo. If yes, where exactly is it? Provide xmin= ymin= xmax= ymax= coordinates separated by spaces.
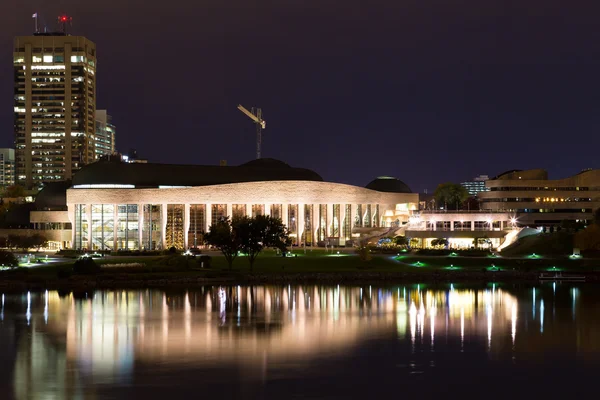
xmin=58 ymin=15 xmax=72 ymax=34
xmin=237 ymin=104 xmax=266 ymax=159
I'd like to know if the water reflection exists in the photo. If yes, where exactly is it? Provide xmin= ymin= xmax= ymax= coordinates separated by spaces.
xmin=2 ymin=283 xmax=600 ymax=399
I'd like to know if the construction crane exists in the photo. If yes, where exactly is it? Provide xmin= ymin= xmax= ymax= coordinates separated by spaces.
xmin=237 ymin=104 xmax=266 ymax=159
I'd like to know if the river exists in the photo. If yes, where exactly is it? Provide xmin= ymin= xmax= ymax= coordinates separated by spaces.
xmin=0 ymin=283 xmax=599 ymax=399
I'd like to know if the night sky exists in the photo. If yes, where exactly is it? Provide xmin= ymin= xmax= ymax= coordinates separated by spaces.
xmin=1 ymin=1 xmax=599 ymax=193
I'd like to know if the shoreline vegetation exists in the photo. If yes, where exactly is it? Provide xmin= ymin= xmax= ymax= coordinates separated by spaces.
xmin=1 ymin=246 xmax=600 ymax=292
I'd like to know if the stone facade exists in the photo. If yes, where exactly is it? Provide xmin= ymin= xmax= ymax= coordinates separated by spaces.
xmin=67 ymin=180 xmax=418 ymax=250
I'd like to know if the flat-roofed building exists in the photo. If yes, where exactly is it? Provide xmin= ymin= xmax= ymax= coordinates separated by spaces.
xmin=404 ymin=211 xmax=515 ymax=249
xmin=478 ymin=169 xmax=600 ymax=227
xmin=0 ymin=149 xmax=15 ymax=187
xmin=94 ymin=110 xmax=115 ymax=159
xmin=13 ymin=33 xmax=96 ymax=188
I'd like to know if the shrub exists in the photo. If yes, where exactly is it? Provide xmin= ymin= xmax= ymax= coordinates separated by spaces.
xmin=0 ymin=250 xmax=19 ymax=268
xmin=73 ymin=257 xmax=101 ymax=274
xmin=355 ymin=246 xmax=372 ymax=262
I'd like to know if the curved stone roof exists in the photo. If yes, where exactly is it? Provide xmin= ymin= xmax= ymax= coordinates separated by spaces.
xmin=72 ymin=159 xmax=323 ymax=188
xmin=365 ymin=176 xmax=412 ymax=193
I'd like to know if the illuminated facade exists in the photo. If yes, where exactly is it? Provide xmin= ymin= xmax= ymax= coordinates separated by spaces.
xmin=479 ymin=169 xmax=600 ymax=226
xmin=65 ymin=159 xmax=418 ymax=250
xmin=94 ymin=110 xmax=115 ymax=159
xmin=13 ymin=33 xmax=97 ymax=188
xmin=0 ymin=148 xmax=15 ymax=187
xmin=405 ymin=211 xmax=514 ymax=249
xmin=460 ymin=174 xmax=490 ymax=196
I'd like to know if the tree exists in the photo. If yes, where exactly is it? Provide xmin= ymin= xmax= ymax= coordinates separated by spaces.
xmin=464 ymin=196 xmax=480 ymax=211
xmin=431 ymin=238 xmax=449 ymax=248
xmin=204 ymin=217 xmax=243 ymax=270
xmin=434 ymin=183 xmax=470 ymax=210
xmin=29 ymin=233 xmax=47 ymax=251
xmin=237 ymin=215 xmax=290 ymax=271
xmin=409 ymin=238 xmax=420 ymax=249
xmin=0 ymin=250 xmax=19 ymax=268
xmin=7 ymin=234 xmax=22 ymax=250
xmin=1 ymin=185 xmax=26 ymax=198
xmin=393 ymin=236 xmax=409 ymax=247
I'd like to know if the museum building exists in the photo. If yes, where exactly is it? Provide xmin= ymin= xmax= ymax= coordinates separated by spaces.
xmin=59 ymin=158 xmax=418 ymax=250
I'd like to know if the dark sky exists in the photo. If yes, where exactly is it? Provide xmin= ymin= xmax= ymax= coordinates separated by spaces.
xmin=1 ymin=1 xmax=599 ymax=193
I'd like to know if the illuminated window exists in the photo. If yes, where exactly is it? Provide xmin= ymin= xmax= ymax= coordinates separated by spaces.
xmin=166 ymin=204 xmax=184 ymax=249
xmin=32 ymin=55 xmax=42 ymax=63
xmin=142 ymin=204 xmax=162 ymax=250
xmin=43 ymin=55 xmax=53 ymax=63
xmin=70 ymin=55 xmax=85 ymax=63
xmin=252 ymin=204 xmax=264 ymax=217
xmin=331 ymin=204 xmax=340 ymax=237
xmin=270 ymin=204 xmax=282 ymax=220
xmin=355 ymin=205 xmax=363 ymax=227
xmin=304 ymin=204 xmax=314 ymax=245
xmin=288 ymin=204 xmax=298 ymax=241
xmin=74 ymin=204 xmax=88 ymax=249
xmin=318 ymin=204 xmax=327 ymax=241
xmin=343 ymin=205 xmax=352 ymax=239
xmin=211 ymin=204 xmax=226 ymax=226
xmin=91 ymin=204 xmax=114 ymax=251
xmin=117 ymin=204 xmax=139 ymax=250
xmin=188 ymin=204 xmax=205 ymax=248
xmin=232 ymin=204 xmax=246 ymax=219
xmin=363 ymin=205 xmax=372 ymax=228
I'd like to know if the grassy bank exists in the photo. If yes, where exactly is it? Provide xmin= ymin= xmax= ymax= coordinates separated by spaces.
xmin=1 ymin=249 xmax=600 ymax=291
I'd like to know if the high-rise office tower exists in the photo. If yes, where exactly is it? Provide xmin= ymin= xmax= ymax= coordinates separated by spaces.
xmin=460 ymin=175 xmax=490 ymax=196
xmin=0 ymin=149 xmax=16 ymax=187
xmin=13 ymin=31 xmax=96 ymax=188
xmin=95 ymin=110 xmax=116 ymax=159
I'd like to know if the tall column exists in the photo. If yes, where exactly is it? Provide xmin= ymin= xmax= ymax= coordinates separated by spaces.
xmin=500 ymin=220 xmax=504 ymax=230
xmin=226 ymin=203 xmax=232 ymax=219
xmin=326 ymin=204 xmax=333 ymax=238
xmin=351 ymin=204 xmax=358 ymax=229
xmin=282 ymin=203 xmax=289 ymax=227
xmin=161 ymin=203 xmax=167 ymax=250
xmin=138 ymin=204 xmax=144 ymax=250
xmin=298 ymin=203 xmax=305 ymax=244
xmin=312 ymin=203 xmax=318 ymax=244
xmin=246 ymin=203 xmax=253 ymax=217
xmin=264 ymin=203 xmax=271 ymax=216
xmin=205 ymin=204 xmax=212 ymax=232
xmin=69 ymin=205 xmax=75 ymax=249
xmin=86 ymin=204 xmax=92 ymax=250
xmin=113 ymin=204 xmax=118 ymax=250
xmin=470 ymin=221 xmax=475 ymax=231
xmin=184 ymin=204 xmax=190 ymax=249
xmin=450 ymin=220 xmax=454 ymax=232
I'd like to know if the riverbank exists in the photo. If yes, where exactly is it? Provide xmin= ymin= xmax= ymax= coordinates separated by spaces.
xmin=2 ymin=251 xmax=600 ymax=292
xmin=1 ymin=269 xmax=599 ymax=292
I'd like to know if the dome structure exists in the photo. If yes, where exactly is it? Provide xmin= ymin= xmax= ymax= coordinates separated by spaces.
xmin=365 ymin=176 xmax=412 ymax=193
xmin=72 ymin=158 xmax=323 ymax=188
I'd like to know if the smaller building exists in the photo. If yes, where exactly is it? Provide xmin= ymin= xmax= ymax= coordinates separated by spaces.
xmin=0 ymin=149 xmax=15 ymax=187
xmin=404 ymin=211 xmax=515 ymax=249
xmin=95 ymin=110 xmax=116 ymax=159
xmin=461 ymin=175 xmax=490 ymax=196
